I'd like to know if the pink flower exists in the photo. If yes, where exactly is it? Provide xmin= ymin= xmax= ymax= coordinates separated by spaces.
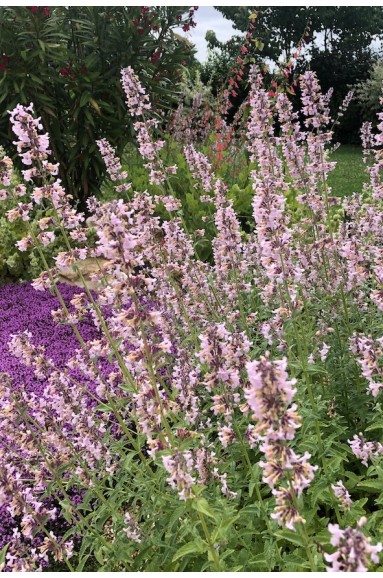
xmin=121 ymin=66 xmax=151 ymax=117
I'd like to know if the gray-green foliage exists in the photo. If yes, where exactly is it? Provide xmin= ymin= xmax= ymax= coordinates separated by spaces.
xmin=355 ymin=59 xmax=383 ymax=117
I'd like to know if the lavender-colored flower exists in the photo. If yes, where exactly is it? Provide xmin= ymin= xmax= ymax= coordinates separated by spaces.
xmin=0 ymin=154 xmax=13 ymax=188
xmin=350 ymin=334 xmax=383 ymax=397
xmin=0 ymin=282 xmax=104 ymax=570
xmin=184 ymin=144 xmax=214 ymax=192
xmin=348 ymin=433 xmax=383 ymax=466
xmin=96 ymin=138 xmax=131 ymax=192
xmin=245 ymin=356 xmax=317 ymax=528
xmin=121 ymin=66 xmax=151 ymax=117
xmin=162 ymin=449 xmax=195 ymax=501
xmin=124 ymin=512 xmax=142 ymax=544
xmin=331 ymin=480 xmax=352 ymax=511
xmin=325 ymin=518 xmax=382 ymax=572
xmin=9 ymin=103 xmax=51 ymax=165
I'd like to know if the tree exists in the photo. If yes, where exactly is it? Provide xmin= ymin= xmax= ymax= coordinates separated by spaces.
xmin=0 ymin=6 xmax=197 ymax=209
xmin=215 ymin=7 xmax=383 ymax=63
xmin=215 ymin=6 xmax=313 ymax=62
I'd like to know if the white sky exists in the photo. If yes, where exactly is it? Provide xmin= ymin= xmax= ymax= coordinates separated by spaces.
xmin=181 ymin=6 xmax=239 ymax=63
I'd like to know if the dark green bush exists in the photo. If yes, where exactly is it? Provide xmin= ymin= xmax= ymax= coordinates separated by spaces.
xmin=0 ymin=6 xmax=197 ymax=209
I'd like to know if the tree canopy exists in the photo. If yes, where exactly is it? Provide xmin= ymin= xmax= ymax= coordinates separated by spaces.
xmin=215 ymin=6 xmax=383 ymax=62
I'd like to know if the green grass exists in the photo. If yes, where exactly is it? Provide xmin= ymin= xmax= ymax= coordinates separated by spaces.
xmin=328 ymin=144 xmax=367 ymax=198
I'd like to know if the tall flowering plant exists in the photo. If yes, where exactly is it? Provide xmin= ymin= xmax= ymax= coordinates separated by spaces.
xmin=1 ymin=65 xmax=383 ymax=572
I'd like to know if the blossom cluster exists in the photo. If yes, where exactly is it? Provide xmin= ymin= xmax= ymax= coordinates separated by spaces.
xmin=325 ymin=518 xmax=382 ymax=572
xmin=245 ymin=356 xmax=317 ymax=530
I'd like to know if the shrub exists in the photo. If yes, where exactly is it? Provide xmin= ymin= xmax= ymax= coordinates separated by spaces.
xmin=355 ymin=59 xmax=383 ymax=119
xmin=0 ymin=6 xmax=198 ymax=209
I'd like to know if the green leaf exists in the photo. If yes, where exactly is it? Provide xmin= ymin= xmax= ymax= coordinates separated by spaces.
xmin=357 ymin=479 xmax=383 ymax=493
xmin=0 ymin=543 xmax=9 ymax=568
xmin=274 ymin=529 xmax=305 ymax=547
xmin=212 ymin=515 xmax=240 ymax=542
xmin=172 ymin=537 xmax=208 ymax=562
xmin=75 ymin=553 xmax=90 ymax=572
xmin=95 ymin=403 xmax=112 ymax=413
xmin=366 ymin=423 xmax=383 ymax=432
xmin=89 ymin=97 xmax=101 ymax=114
xmin=191 ymin=497 xmax=216 ymax=520
xmin=79 ymin=91 xmax=91 ymax=108
xmin=122 ymin=451 xmax=139 ymax=470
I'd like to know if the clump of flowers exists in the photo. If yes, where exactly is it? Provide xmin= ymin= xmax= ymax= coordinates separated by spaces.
xmin=350 ymin=334 xmax=383 ymax=397
xmin=348 ymin=433 xmax=383 ymax=467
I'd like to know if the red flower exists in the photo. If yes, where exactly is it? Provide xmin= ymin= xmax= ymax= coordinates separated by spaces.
xmin=59 ymin=67 xmax=71 ymax=77
xmin=150 ymin=50 xmax=161 ymax=64
xmin=241 ymin=46 xmax=248 ymax=54
xmin=29 ymin=6 xmax=39 ymax=13
xmin=43 ymin=7 xmax=50 ymax=16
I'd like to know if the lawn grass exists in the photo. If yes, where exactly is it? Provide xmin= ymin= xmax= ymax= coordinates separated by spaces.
xmin=328 ymin=144 xmax=367 ymax=198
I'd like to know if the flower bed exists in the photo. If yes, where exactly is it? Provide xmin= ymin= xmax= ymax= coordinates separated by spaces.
xmin=2 ymin=65 xmax=383 ymax=572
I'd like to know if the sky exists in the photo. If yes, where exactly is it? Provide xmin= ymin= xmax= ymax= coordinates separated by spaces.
xmin=181 ymin=6 xmax=239 ymax=63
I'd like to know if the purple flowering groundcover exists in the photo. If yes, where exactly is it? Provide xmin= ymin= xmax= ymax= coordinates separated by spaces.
xmin=0 ymin=282 xmax=100 ymax=397
xmin=0 ymin=282 xmax=101 ymax=562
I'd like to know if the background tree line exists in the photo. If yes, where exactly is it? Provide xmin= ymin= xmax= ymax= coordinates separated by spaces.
xmin=201 ymin=6 xmax=383 ymax=143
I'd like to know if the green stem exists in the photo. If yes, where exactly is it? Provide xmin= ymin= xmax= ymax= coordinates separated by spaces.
xmin=198 ymin=511 xmax=222 ymax=572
